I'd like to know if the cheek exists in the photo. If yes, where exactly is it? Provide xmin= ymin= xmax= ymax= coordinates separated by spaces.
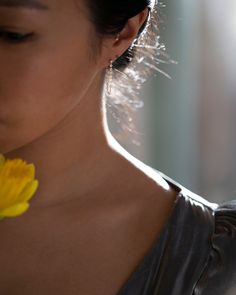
xmin=0 ymin=43 xmax=95 ymax=153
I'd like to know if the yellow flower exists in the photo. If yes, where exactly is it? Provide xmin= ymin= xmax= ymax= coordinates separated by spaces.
xmin=0 ymin=153 xmax=39 ymax=220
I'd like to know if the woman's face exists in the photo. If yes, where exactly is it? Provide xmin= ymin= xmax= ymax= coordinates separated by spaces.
xmin=0 ymin=0 xmax=104 ymax=153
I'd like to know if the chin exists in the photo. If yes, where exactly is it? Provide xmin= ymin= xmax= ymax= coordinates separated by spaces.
xmin=0 ymin=133 xmax=27 ymax=155
xmin=0 ymin=141 xmax=17 ymax=155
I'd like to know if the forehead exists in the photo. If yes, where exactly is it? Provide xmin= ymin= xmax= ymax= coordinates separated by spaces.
xmin=0 ymin=0 xmax=92 ymax=36
xmin=0 ymin=0 xmax=49 ymax=10
xmin=0 ymin=0 xmax=86 ymax=12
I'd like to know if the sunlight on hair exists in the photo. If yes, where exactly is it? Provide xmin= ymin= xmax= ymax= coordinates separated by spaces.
xmin=104 ymin=0 xmax=177 ymax=146
xmin=101 ymin=96 xmax=170 ymax=191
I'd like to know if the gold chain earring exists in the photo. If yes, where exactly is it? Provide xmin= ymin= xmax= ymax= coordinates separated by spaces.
xmin=106 ymin=34 xmax=120 ymax=96
xmin=106 ymin=59 xmax=113 ymax=96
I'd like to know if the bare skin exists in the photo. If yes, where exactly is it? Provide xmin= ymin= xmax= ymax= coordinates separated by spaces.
xmin=0 ymin=0 xmax=179 ymax=294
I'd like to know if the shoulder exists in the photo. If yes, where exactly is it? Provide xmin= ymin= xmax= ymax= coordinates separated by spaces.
xmin=178 ymin=186 xmax=236 ymax=295
xmin=193 ymin=197 xmax=236 ymax=295
xmin=154 ymin=170 xmax=236 ymax=294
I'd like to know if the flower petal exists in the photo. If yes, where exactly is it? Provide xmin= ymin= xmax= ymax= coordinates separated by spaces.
xmin=17 ymin=179 xmax=39 ymax=203
xmin=0 ymin=177 xmax=29 ymax=210
xmin=25 ymin=163 xmax=36 ymax=180
xmin=0 ymin=153 xmax=5 ymax=167
xmin=0 ymin=202 xmax=29 ymax=217
xmin=0 ymin=154 xmax=39 ymax=219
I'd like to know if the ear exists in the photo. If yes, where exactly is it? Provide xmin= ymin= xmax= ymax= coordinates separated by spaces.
xmin=99 ymin=7 xmax=149 ymax=69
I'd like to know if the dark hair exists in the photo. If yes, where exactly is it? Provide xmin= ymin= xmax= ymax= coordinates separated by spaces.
xmin=82 ymin=0 xmax=173 ymax=145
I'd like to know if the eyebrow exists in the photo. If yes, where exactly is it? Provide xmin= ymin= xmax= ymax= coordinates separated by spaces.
xmin=0 ymin=0 xmax=49 ymax=10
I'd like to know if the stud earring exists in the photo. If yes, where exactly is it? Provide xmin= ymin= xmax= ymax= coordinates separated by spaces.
xmin=115 ymin=33 xmax=120 ymax=42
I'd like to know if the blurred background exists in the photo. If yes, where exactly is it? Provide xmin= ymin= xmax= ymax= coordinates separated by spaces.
xmin=110 ymin=0 xmax=236 ymax=203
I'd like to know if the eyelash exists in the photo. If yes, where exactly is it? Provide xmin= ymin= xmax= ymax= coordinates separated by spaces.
xmin=0 ymin=30 xmax=34 ymax=44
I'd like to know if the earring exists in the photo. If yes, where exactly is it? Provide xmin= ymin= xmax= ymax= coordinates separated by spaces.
xmin=115 ymin=33 xmax=120 ymax=42
xmin=106 ymin=33 xmax=120 ymax=96
xmin=106 ymin=59 xmax=113 ymax=96
xmin=106 ymin=54 xmax=119 ymax=96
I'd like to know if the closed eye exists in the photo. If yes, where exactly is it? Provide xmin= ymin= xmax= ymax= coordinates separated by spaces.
xmin=0 ymin=30 xmax=34 ymax=43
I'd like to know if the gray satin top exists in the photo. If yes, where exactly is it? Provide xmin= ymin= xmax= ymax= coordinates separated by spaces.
xmin=117 ymin=169 xmax=236 ymax=295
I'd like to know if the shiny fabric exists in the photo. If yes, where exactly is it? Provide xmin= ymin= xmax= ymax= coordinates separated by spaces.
xmin=117 ymin=169 xmax=236 ymax=295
